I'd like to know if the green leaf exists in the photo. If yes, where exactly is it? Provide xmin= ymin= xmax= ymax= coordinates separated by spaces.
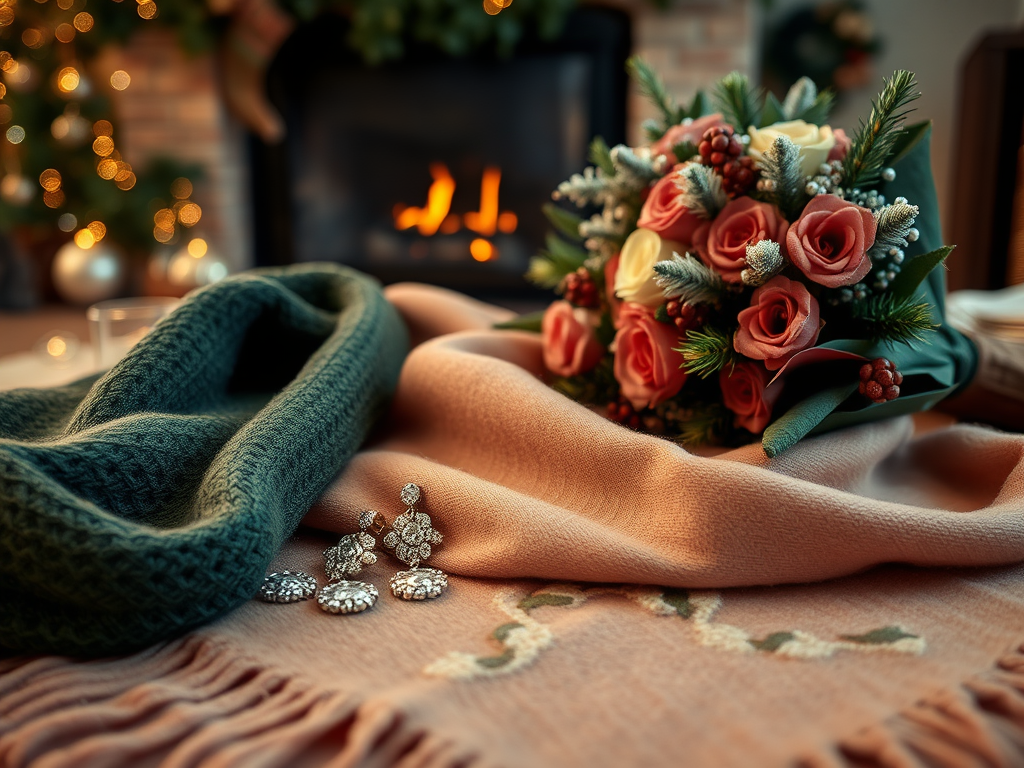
xmin=654 ymin=304 xmax=672 ymax=324
xmin=675 ymin=327 xmax=738 ymax=378
xmin=841 ymin=626 xmax=918 ymax=645
xmin=687 ymin=90 xmax=710 ymax=119
xmin=494 ymin=310 xmax=545 ymax=333
xmin=887 ymin=245 xmax=953 ymax=302
xmin=542 ymin=202 xmax=584 ymax=242
xmin=712 ymin=71 xmax=762 ymax=131
xmin=626 ymin=56 xmax=682 ymax=129
xmin=546 ymin=232 xmax=588 ymax=269
xmin=671 ymin=141 xmax=699 ymax=164
xmin=794 ymin=89 xmax=836 ymax=126
xmin=884 ymin=120 xmax=932 ymax=169
xmin=643 ymin=120 xmax=666 ymax=143
xmin=749 ymin=632 xmax=795 ymax=652
xmin=762 ymin=381 xmax=860 ymax=458
xmin=589 ymin=136 xmax=615 ymax=176
xmin=760 ymin=92 xmax=786 ymax=127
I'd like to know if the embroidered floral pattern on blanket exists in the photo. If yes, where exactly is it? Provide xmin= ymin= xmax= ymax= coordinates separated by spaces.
xmin=425 ymin=583 xmax=925 ymax=680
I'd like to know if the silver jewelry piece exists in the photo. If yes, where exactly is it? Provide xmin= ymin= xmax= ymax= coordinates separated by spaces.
xmin=384 ymin=483 xmax=448 ymax=600
xmin=259 ymin=571 xmax=317 ymax=603
xmin=324 ymin=510 xmax=387 ymax=580
xmin=317 ymin=580 xmax=379 ymax=614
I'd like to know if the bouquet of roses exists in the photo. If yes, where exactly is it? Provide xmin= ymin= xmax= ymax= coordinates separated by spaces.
xmin=519 ymin=61 xmax=976 ymax=456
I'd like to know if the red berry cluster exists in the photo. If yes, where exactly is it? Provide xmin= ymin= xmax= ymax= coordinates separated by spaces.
xmin=607 ymin=396 xmax=642 ymax=429
xmin=698 ymin=126 xmax=743 ymax=169
xmin=697 ymin=125 xmax=758 ymax=198
xmin=562 ymin=267 xmax=599 ymax=308
xmin=858 ymin=358 xmax=903 ymax=404
xmin=665 ymin=299 xmax=707 ymax=333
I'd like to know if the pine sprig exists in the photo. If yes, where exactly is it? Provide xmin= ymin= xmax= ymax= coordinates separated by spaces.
xmin=712 ymin=71 xmax=762 ymax=131
xmin=610 ymin=144 xmax=661 ymax=187
xmin=552 ymin=166 xmax=613 ymax=207
xmin=674 ymin=164 xmax=727 ymax=220
xmin=653 ymin=252 xmax=726 ymax=304
xmin=855 ymin=294 xmax=936 ymax=344
xmin=542 ymin=202 xmax=584 ymax=242
xmin=677 ymin=403 xmax=730 ymax=446
xmin=872 ymin=200 xmax=919 ymax=253
xmin=626 ymin=56 xmax=684 ymax=130
xmin=843 ymin=70 xmax=921 ymax=189
xmin=589 ymin=136 xmax=616 ymax=176
xmin=757 ymin=135 xmax=808 ymax=220
xmin=675 ymin=327 xmax=739 ymax=378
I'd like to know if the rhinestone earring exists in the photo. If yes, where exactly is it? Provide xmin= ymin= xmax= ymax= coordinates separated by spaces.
xmin=383 ymin=483 xmax=448 ymax=600
xmin=318 ymin=510 xmax=387 ymax=614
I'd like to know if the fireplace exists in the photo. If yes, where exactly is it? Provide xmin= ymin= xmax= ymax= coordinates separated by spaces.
xmin=249 ymin=8 xmax=631 ymax=298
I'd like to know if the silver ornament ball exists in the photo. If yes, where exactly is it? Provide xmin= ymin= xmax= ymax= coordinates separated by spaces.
xmin=52 ymin=240 xmax=126 ymax=305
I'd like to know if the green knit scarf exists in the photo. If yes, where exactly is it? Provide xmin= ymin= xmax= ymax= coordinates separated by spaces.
xmin=0 ymin=264 xmax=408 ymax=656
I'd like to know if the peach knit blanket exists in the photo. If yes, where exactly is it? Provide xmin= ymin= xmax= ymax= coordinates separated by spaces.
xmin=3 ymin=283 xmax=1024 ymax=768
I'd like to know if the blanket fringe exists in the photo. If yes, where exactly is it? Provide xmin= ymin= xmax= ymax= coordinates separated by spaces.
xmin=0 ymin=636 xmax=485 ymax=768
xmin=804 ymin=643 xmax=1024 ymax=767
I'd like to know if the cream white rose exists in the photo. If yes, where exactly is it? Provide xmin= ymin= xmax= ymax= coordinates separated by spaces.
xmin=747 ymin=120 xmax=836 ymax=178
xmin=613 ymin=228 xmax=680 ymax=307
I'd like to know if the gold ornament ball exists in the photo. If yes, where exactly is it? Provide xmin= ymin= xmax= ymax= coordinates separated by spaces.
xmin=167 ymin=242 xmax=230 ymax=291
xmin=51 ymin=240 xmax=126 ymax=305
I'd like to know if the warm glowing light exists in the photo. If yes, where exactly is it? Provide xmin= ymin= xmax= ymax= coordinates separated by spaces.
xmin=178 ymin=202 xmax=202 ymax=226
xmin=497 ymin=211 xmax=518 ymax=233
xmin=170 ymin=177 xmax=192 ymax=199
xmin=114 ymin=161 xmax=133 ymax=182
xmin=187 ymin=238 xmax=208 ymax=258
xmin=0 ymin=105 xmax=13 ymax=124
xmin=138 ymin=1 xmax=157 ymax=19
xmin=469 ymin=238 xmax=496 ymax=262
xmin=482 ymin=0 xmax=513 ymax=15
xmin=51 ymin=115 xmax=69 ymax=139
xmin=57 ymin=66 xmax=80 ymax=93
xmin=394 ymin=163 xmax=456 ymax=236
xmin=115 ymin=172 xmax=137 ymax=190
xmin=58 ymin=213 xmax=77 ymax=232
xmin=6 ymin=124 xmax=25 ymax=144
xmin=439 ymin=214 xmax=460 ymax=235
xmin=97 ymin=159 xmax=118 ymax=179
xmin=0 ymin=52 xmax=11 ymax=71
xmin=43 ymin=189 xmax=65 ymax=208
xmin=73 ymin=13 xmax=95 ymax=32
xmin=0 ymin=7 xmax=13 ymax=26
xmin=110 ymin=70 xmax=130 ymax=91
xmin=39 ymin=169 xmax=61 ymax=192
xmin=22 ymin=29 xmax=43 ymax=48
xmin=57 ymin=0 xmax=75 ymax=9
xmin=46 ymin=336 xmax=68 ymax=357
xmin=87 ymin=221 xmax=107 ymax=241
xmin=464 ymin=166 xmax=503 ymax=236
xmin=153 ymin=226 xmax=174 ymax=243
xmin=0 ymin=83 xmax=5 ymax=98
xmin=93 ymin=120 xmax=113 ymax=137
xmin=92 ymin=135 xmax=114 ymax=156
xmin=74 ymin=229 xmax=96 ymax=249
xmin=55 ymin=23 xmax=75 ymax=43
xmin=154 ymin=209 xmax=176 ymax=230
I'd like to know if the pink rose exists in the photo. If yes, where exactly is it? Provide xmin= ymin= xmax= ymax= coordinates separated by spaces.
xmin=612 ymin=303 xmax=688 ymax=409
xmin=650 ymin=113 xmax=729 ymax=163
xmin=604 ymin=253 xmax=623 ymax=328
xmin=542 ymin=300 xmax=604 ymax=377
xmin=637 ymin=164 xmax=702 ymax=245
xmin=720 ymin=361 xmax=781 ymax=434
xmin=827 ymin=128 xmax=851 ymax=162
xmin=787 ymin=195 xmax=876 ymax=288
xmin=734 ymin=276 xmax=821 ymax=371
xmin=693 ymin=198 xmax=789 ymax=283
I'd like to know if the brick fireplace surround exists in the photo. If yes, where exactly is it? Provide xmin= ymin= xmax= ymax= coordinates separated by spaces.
xmin=104 ymin=0 xmax=756 ymax=273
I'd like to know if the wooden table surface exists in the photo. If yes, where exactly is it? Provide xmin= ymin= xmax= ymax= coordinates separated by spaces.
xmin=0 ymin=306 xmax=92 ymax=358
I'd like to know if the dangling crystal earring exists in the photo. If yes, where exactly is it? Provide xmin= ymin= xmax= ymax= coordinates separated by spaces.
xmin=384 ymin=483 xmax=448 ymax=600
xmin=317 ymin=510 xmax=387 ymax=614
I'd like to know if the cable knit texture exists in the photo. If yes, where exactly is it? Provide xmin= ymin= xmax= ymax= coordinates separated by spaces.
xmin=0 ymin=264 xmax=408 ymax=656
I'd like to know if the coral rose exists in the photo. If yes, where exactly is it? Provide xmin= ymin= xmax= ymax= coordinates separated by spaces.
xmin=612 ymin=302 xmax=688 ymax=409
xmin=693 ymin=198 xmax=789 ymax=283
xmin=734 ymin=276 xmax=820 ymax=370
xmin=787 ymin=195 xmax=876 ymax=287
xmin=614 ymin=227 xmax=682 ymax=307
xmin=827 ymin=127 xmax=851 ymax=163
xmin=650 ymin=113 xmax=728 ymax=163
xmin=720 ymin=361 xmax=780 ymax=434
xmin=542 ymin=300 xmax=604 ymax=377
xmin=637 ymin=164 xmax=702 ymax=245
xmin=748 ymin=120 xmax=837 ymax=177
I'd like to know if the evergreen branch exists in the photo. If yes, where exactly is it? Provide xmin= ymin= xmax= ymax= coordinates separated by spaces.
xmin=552 ymin=167 xmax=612 ymax=207
xmin=674 ymin=164 xmax=727 ymax=220
xmin=781 ymin=77 xmax=817 ymax=120
xmin=643 ymin=120 xmax=666 ymax=143
xmin=741 ymin=240 xmax=785 ymax=287
xmin=610 ymin=144 xmax=661 ymax=187
xmin=757 ymin=135 xmax=808 ymax=220
xmin=675 ymin=326 xmax=739 ymax=378
xmin=871 ymin=200 xmax=919 ymax=253
xmin=677 ymin=403 xmax=730 ymax=446
xmin=855 ymin=294 xmax=937 ymax=344
xmin=589 ymin=136 xmax=616 ymax=176
xmin=653 ymin=252 xmax=726 ymax=304
xmin=579 ymin=208 xmax=627 ymax=241
xmin=794 ymin=89 xmax=835 ymax=127
xmin=712 ymin=71 xmax=762 ymax=130
xmin=671 ymin=140 xmax=699 ymax=164
xmin=686 ymin=91 xmax=711 ymax=120
xmin=542 ymin=202 xmax=584 ymax=242
xmin=843 ymin=70 xmax=921 ymax=189
xmin=626 ymin=56 xmax=683 ymax=129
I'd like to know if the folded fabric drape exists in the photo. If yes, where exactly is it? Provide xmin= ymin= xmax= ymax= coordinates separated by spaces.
xmin=0 ymin=264 xmax=408 ymax=656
